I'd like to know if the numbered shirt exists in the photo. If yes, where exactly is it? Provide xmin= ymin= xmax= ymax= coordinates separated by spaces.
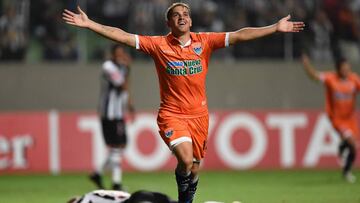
xmin=135 ymin=32 xmax=229 ymax=117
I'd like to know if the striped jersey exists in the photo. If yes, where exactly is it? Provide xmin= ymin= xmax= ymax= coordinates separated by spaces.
xmin=99 ymin=60 xmax=129 ymax=120
xmin=75 ymin=190 xmax=131 ymax=203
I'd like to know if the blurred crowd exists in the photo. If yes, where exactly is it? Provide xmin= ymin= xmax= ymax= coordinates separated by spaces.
xmin=1 ymin=0 xmax=360 ymax=62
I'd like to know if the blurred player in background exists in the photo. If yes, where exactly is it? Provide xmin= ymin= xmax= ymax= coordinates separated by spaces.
xmin=63 ymin=2 xmax=304 ymax=202
xmin=301 ymin=54 xmax=359 ymax=183
xmin=89 ymin=44 xmax=135 ymax=190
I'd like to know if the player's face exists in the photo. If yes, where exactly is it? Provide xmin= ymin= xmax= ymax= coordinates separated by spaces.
xmin=167 ymin=6 xmax=192 ymax=35
xmin=113 ymin=47 xmax=125 ymax=64
xmin=339 ymin=62 xmax=351 ymax=78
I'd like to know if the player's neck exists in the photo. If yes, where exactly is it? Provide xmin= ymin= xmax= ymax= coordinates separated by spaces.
xmin=337 ymin=75 xmax=348 ymax=81
xmin=172 ymin=32 xmax=191 ymax=46
xmin=337 ymin=72 xmax=349 ymax=80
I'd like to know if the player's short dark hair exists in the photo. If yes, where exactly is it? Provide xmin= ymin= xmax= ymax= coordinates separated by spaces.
xmin=335 ymin=58 xmax=347 ymax=71
xmin=111 ymin=44 xmax=125 ymax=55
xmin=165 ymin=2 xmax=191 ymax=21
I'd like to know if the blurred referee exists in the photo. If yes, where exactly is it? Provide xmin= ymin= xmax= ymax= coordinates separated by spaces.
xmin=90 ymin=44 xmax=135 ymax=191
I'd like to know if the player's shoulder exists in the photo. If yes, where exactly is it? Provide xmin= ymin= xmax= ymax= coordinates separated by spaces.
xmin=191 ymin=32 xmax=226 ymax=44
xmin=322 ymin=71 xmax=336 ymax=78
xmin=349 ymin=72 xmax=360 ymax=78
xmin=349 ymin=72 xmax=360 ymax=81
xmin=139 ymin=35 xmax=169 ymax=49
xmin=140 ymin=35 xmax=167 ymax=42
xmin=318 ymin=71 xmax=335 ymax=83
xmin=191 ymin=32 xmax=212 ymax=39
xmin=194 ymin=31 xmax=225 ymax=37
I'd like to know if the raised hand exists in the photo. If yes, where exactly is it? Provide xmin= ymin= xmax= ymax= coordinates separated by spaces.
xmin=277 ymin=15 xmax=305 ymax=32
xmin=62 ymin=6 xmax=90 ymax=28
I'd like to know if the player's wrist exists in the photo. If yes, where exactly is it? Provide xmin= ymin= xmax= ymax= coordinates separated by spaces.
xmin=274 ymin=23 xmax=280 ymax=32
xmin=87 ymin=19 xmax=97 ymax=29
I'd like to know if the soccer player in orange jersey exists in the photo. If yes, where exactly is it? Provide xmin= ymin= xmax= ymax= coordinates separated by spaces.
xmin=301 ymin=54 xmax=360 ymax=183
xmin=62 ymin=3 xmax=304 ymax=202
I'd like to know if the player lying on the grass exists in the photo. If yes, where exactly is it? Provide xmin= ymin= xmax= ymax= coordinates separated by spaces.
xmin=66 ymin=189 xmax=241 ymax=203
xmin=301 ymin=54 xmax=359 ymax=183
xmin=62 ymin=2 xmax=304 ymax=202
xmin=67 ymin=189 xmax=177 ymax=203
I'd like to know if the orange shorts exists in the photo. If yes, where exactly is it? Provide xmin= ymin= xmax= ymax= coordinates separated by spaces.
xmin=157 ymin=113 xmax=209 ymax=160
xmin=330 ymin=115 xmax=359 ymax=139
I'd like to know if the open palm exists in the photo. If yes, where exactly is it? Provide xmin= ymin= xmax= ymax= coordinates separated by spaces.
xmin=62 ymin=6 xmax=89 ymax=28
xmin=277 ymin=15 xmax=305 ymax=32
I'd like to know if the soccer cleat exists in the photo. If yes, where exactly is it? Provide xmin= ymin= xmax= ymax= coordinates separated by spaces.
xmin=89 ymin=173 xmax=105 ymax=189
xmin=344 ymin=172 xmax=356 ymax=183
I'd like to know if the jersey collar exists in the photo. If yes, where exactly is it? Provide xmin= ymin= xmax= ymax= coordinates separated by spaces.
xmin=166 ymin=32 xmax=199 ymax=47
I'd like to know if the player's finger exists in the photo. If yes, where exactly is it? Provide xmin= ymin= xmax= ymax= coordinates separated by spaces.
xmin=293 ymin=25 xmax=304 ymax=30
xmin=62 ymin=16 xmax=74 ymax=23
xmin=292 ymin=24 xmax=302 ymax=28
xmin=294 ymin=25 xmax=304 ymax=30
xmin=293 ymin=22 xmax=305 ymax=27
xmin=77 ymin=6 xmax=85 ymax=15
xmin=293 ymin=21 xmax=305 ymax=25
xmin=64 ymin=9 xmax=76 ymax=16
xmin=62 ymin=12 xmax=73 ymax=19
xmin=65 ymin=21 xmax=77 ymax=26
xmin=292 ymin=28 xmax=303 ymax=32
xmin=283 ymin=14 xmax=291 ymax=21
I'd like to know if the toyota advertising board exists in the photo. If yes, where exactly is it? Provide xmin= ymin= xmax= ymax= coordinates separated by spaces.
xmin=0 ymin=110 xmax=359 ymax=174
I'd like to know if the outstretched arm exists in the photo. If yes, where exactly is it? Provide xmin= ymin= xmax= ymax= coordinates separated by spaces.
xmin=228 ymin=15 xmax=305 ymax=45
xmin=301 ymin=54 xmax=321 ymax=82
xmin=62 ymin=6 xmax=136 ymax=48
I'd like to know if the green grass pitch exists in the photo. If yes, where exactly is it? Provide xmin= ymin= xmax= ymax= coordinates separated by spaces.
xmin=0 ymin=170 xmax=359 ymax=203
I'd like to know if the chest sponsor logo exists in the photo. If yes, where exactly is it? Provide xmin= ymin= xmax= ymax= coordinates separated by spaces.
xmin=334 ymin=91 xmax=353 ymax=100
xmin=333 ymin=83 xmax=356 ymax=100
xmin=166 ymin=59 xmax=203 ymax=76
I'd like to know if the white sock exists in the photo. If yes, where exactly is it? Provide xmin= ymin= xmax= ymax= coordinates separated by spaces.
xmin=109 ymin=148 xmax=122 ymax=184
xmin=95 ymin=150 xmax=110 ymax=174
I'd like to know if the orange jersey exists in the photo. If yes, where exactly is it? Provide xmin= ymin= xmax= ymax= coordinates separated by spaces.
xmin=136 ymin=32 xmax=228 ymax=117
xmin=320 ymin=71 xmax=360 ymax=119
